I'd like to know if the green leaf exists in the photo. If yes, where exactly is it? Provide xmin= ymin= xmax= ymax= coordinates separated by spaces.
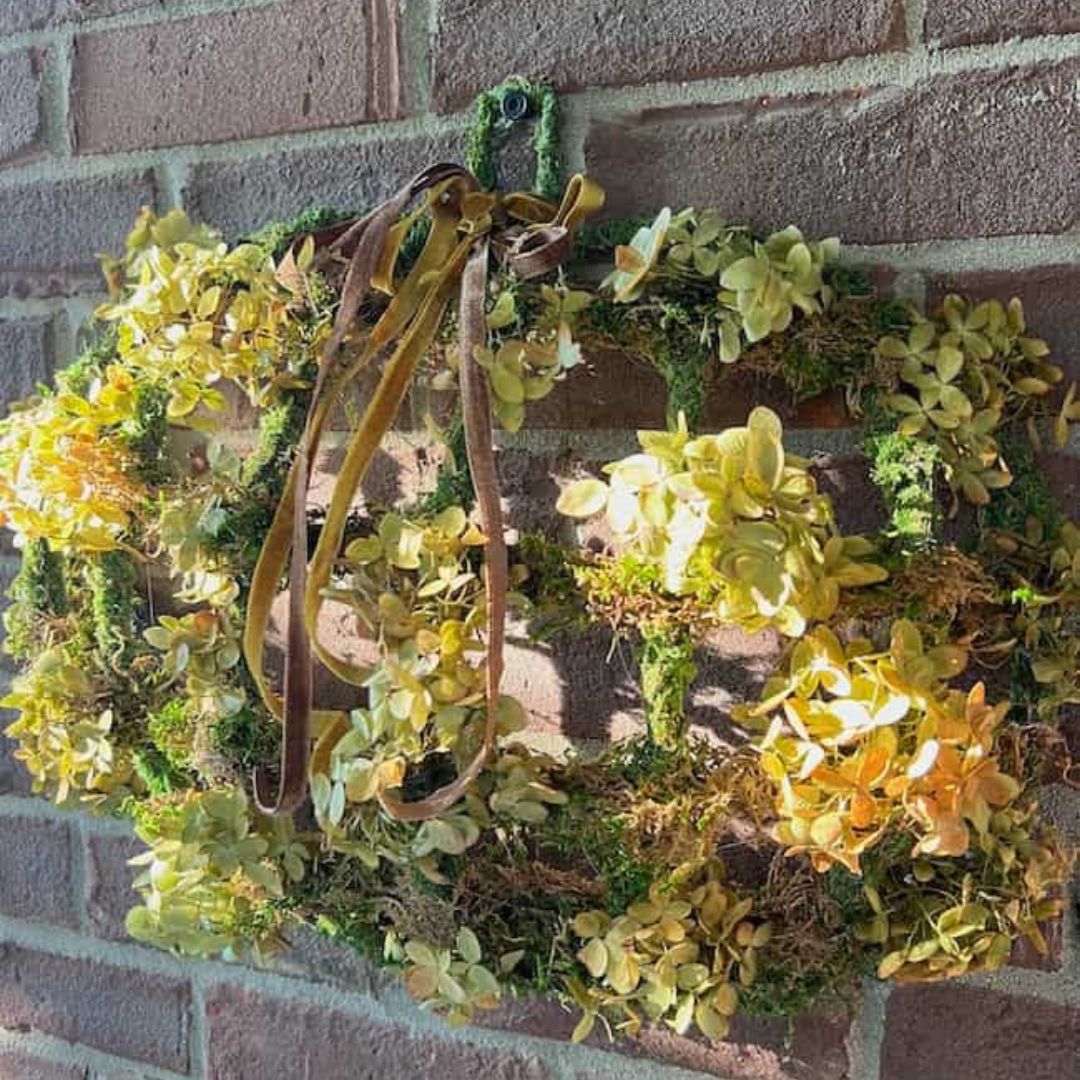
xmin=556 ymin=478 xmax=608 ymax=518
xmin=720 ymin=256 xmax=767 ymax=291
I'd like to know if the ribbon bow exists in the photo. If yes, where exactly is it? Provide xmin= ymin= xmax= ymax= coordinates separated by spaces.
xmin=243 ymin=164 xmax=604 ymax=820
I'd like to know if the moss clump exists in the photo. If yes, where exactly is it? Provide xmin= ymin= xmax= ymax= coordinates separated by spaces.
xmin=466 ymin=77 xmax=561 ymax=200
xmin=56 ymin=327 xmax=120 ymax=395
xmin=124 ymin=383 xmax=171 ymax=485
xmin=146 ymin=699 xmax=197 ymax=773
xmin=863 ymin=425 xmax=941 ymax=547
xmin=208 ymin=392 xmax=309 ymax=577
xmin=573 ymin=217 xmax=653 ymax=261
xmin=245 ymin=207 xmax=354 ymax=261
xmin=132 ymin=746 xmax=189 ymax=797
xmin=984 ymin=428 xmax=1064 ymax=536
xmin=4 ymin=540 xmax=68 ymax=660
xmin=86 ymin=550 xmax=138 ymax=669
xmin=209 ymin=703 xmax=278 ymax=771
xmin=638 ymin=625 xmax=697 ymax=748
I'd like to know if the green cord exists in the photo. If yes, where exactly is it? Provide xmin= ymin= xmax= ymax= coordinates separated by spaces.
xmin=465 ymin=77 xmax=562 ymax=199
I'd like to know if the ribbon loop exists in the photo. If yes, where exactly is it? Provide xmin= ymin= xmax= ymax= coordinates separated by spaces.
xmin=246 ymin=166 xmax=604 ymax=818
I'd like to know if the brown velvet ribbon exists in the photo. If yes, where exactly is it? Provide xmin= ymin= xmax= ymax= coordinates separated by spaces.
xmin=246 ymin=164 xmax=604 ymax=819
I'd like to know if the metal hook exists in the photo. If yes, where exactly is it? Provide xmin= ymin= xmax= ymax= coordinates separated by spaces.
xmin=500 ymin=89 xmax=531 ymax=123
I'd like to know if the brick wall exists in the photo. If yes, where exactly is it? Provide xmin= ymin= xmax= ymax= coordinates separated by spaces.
xmin=0 ymin=2 xmax=1078 ymax=1078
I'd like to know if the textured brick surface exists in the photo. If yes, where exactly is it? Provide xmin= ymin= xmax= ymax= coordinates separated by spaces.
xmin=0 ymin=945 xmax=191 ymax=1072
xmin=204 ymin=983 xmax=549 ymax=1080
xmin=0 ymin=171 xmax=157 ymax=298
xmin=187 ymin=130 xmax=460 ymax=239
xmin=83 ymin=828 xmax=142 ymax=940
xmin=1045 ymin=453 xmax=1080 ymax=510
xmin=0 ymin=1047 xmax=83 ymax=1080
xmin=0 ymin=50 xmax=44 ymax=165
xmin=882 ymin=984 xmax=1080 ymax=1080
xmin=432 ymin=0 xmax=905 ymax=109
xmin=72 ymin=0 xmax=401 ymax=153
xmin=925 ymin=0 xmax=1080 ymax=47
xmin=929 ymin=265 xmax=1080 ymax=381
xmin=0 ymin=814 xmax=77 ymax=927
xmin=0 ymin=318 xmax=53 ymax=401
xmin=586 ymin=62 xmax=1080 ymax=243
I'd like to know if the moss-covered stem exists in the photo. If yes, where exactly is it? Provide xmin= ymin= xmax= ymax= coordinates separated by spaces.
xmin=638 ymin=624 xmax=697 ymax=748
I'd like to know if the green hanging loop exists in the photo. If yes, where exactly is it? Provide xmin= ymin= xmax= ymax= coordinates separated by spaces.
xmin=465 ymin=76 xmax=562 ymax=200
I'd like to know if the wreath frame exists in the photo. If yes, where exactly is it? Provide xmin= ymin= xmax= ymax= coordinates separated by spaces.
xmin=0 ymin=79 xmax=1076 ymax=1043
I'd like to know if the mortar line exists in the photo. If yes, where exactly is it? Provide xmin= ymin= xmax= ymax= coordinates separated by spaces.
xmin=843 ymin=232 xmax=1080 ymax=274
xmin=0 ymin=1027 xmax=190 ymax=1080
xmin=0 ymin=109 xmax=469 ymax=190
xmin=0 ymin=794 xmax=134 ymax=834
xmin=903 ymin=0 xmax=930 ymax=55
xmin=70 ymin=812 xmax=90 ymax=936
xmin=188 ymin=978 xmax=209 ymax=1080
xmin=38 ymin=31 xmax=74 ymax=158
xmin=569 ymin=30 xmax=1080 ymax=119
xmin=399 ymin=0 xmax=435 ymax=116
xmin=156 ymin=159 xmax=189 ymax=212
xmin=847 ymin=978 xmax=890 ymax=1080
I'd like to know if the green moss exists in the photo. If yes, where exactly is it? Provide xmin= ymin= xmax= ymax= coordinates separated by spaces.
xmin=132 ymin=746 xmax=189 ymax=797
xmin=209 ymin=703 xmax=278 ymax=770
xmin=245 ymin=207 xmax=354 ymax=261
xmin=984 ymin=428 xmax=1064 ymax=535
xmin=573 ymin=217 xmax=652 ymax=260
xmin=124 ymin=382 xmax=171 ymax=485
xmin=4 ymin=540 xmax=68 ymax=660
xmin=862 ymin=406 xmax=942 ymax=548
xmin=209 ymin=391 xmax=309 ymax=577
xmin=147 ymin=699 xmax=197 ymax=773
xmin=56 ymin=327 xmax=119 ymax=394
xmin=87 ymin=550 xmax=138 ymax=669
xmin=466 ymin=77 xmax=561 ymax=199
xmin=638 ymin=625 xmax=697 ymax=748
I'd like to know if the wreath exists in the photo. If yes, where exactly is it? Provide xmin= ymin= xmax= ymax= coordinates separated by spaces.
xmin=1 ymin=78 xmax=1076 ymax=1042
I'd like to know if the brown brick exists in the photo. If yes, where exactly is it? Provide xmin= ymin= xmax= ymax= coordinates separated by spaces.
xmin=72 ymin=0 xmax=400 ymax=154
xmin=501 ymin=612 xmax=783 ymax=748
xmin=0 ymin=171 xmax=157 ymax=298
xmin=487 ymin=996 xmax=852 ymax=1080
xmin=0 ymin=945 xmax=191 ymax=1072
xmin=928 ymin=266 xmax=1080 ymax=382
xmin=1044 ymin=454 xmax=1080 ymax=510
xmin=0 ymin=1047 xmax=83 ymax=1080
xmin=1009 ymin=914 xmax=1065 ymax=971
xmin=1 ymin=663 xmax=32 ymax=794
xmin=585 ymin=62 xmax=1080 ymax=243
xmin=811 ymin=455 xmax=889 ymax=536
xmin=0 ymin=50 xmax=45 ymax=166
xmin=0 ymin=318 xmax=54 ymax=403
xmin=186 ymin=130 xmax=461 ymax=240
xmin=432 ymin=0 xmax=906 ymax=110
xmin=203 ymin=982 xmax=548 ymax=1080
xmin=0 ymin=731 xmax=31 ymax=796
xmin=0 ymin=813 xmax=77 ymax=927
xmin=83 ymin=827 xmax=142 ymax=940
xmin=925 ymin=0 xmax=1080 ymax=47
xmin=882 ymin=984 xmax=1080 ymax=1080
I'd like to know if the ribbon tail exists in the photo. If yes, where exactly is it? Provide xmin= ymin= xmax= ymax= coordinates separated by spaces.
xmin=379 ymin=236 xmax=506 ymax=822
